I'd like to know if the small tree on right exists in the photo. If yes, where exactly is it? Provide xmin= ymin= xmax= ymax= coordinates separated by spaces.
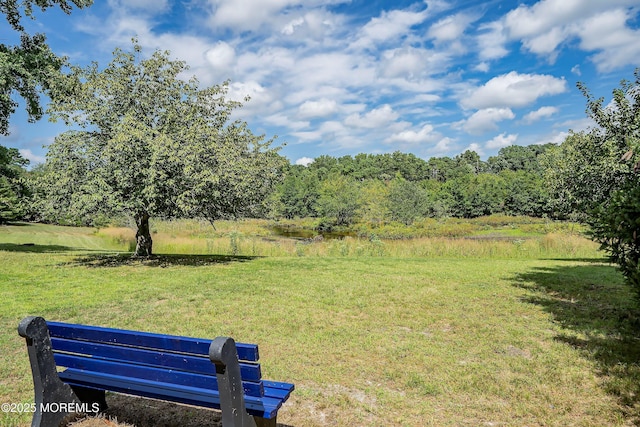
xmin=569 ymin=69 xmax=640 ymax=297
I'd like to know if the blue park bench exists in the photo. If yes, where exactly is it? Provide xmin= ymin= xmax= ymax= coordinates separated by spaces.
xmin=18 ymin=316 xmax=294 ymax=427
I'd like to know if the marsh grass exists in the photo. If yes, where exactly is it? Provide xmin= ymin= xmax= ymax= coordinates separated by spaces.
xmin=1 ymin=220 xmax=637 ymax=426
xmin=91 ymin=217 xmax=598 ymax=260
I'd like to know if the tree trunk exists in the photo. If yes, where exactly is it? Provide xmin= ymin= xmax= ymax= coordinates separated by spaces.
xmin=134 ymin=211 xmax=153 ymax=257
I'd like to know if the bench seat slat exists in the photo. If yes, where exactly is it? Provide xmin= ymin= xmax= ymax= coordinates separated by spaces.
xmin=47 ymin=321 xmax=259 ymax=362
xmin=263 ymin=381 xmax=295 ymax=403
xmin=54 ymin=354 xmax=264 ymax=398
xmin=59 ymin=369 xmax=282 ymax=419
xmin=51 ymin=337 xmax=262 ymax=381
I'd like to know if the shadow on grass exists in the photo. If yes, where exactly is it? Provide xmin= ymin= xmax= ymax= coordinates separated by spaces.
xmin=67 ymin=253 xmax=261 ymax=268
xmin=514 ymin=262 xmax=640 ymax=421
xmin=0 ymin=243 xmax=76 ymax=253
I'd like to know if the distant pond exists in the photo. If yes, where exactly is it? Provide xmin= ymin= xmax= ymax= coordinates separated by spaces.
xmin=270 ymin=225 xmax=356 ymax=240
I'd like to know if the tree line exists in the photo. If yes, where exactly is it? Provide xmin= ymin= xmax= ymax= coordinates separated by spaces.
xmin=271 ymin=145 xmax=554 ymax=227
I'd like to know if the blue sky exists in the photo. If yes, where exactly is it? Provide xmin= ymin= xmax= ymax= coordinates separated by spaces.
xmin=2 ymin=0 xmax=640 ymax=166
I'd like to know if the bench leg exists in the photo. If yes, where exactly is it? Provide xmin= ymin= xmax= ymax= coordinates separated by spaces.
xmin=254 ymin=416 xmax=277 ymax=427
xmin=70 ymin=386 xmax=107 ymax=413
xmin=18 ymin=316 xmax=83 ymax=427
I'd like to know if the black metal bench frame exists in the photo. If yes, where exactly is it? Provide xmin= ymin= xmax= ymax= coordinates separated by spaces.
xmin=18 ymin=316 xmax=294 ymax=427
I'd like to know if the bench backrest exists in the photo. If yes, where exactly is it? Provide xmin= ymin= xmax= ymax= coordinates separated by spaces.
xmin=46 ymin=321 xmax=264 ymax=398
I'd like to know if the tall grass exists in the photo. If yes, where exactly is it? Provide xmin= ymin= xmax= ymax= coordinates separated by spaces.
xmin=93 ymin=220 xmax=600 ymax=260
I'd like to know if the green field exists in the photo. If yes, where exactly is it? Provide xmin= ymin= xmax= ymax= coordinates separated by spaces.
xmin=1 ymin=221 xmax=640 ymax=426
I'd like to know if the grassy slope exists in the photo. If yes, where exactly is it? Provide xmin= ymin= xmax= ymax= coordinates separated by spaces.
xmin=1 ymin=223 xmax=639 ymax=426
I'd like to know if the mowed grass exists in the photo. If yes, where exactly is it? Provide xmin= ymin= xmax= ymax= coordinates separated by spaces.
xmin=2 ymin=221 xmax=640 ymax=426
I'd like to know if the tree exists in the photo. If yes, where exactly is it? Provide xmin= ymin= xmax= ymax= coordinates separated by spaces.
xmin=542 ymin=131 xmax=628 ymax=220
xmin=316 ymin=173 xmax=361 ymax=227
xmin=501 ymin=170 xmax=549 ymax=217
xmin=276 ymin=165 xmax=319 ymax=219
xmin=1 ymin=0 xmax=92 ymax=135
xmin=0 ymin=144 xmax=29 ymax=222
xmin=548 ymin=69 xmax=640 ymax=297
xmin=387 ymin=176 xmax=428 ymax=225
xmin=41 ymin=43 xmax=284 ymax=256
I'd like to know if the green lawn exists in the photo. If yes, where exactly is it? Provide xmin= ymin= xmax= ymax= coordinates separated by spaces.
xmin=1 ymin=222 xmax=639 ymax=426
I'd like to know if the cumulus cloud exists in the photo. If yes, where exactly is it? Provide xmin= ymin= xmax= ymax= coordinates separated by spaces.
xmin=431 ymin=137 xmax=455 ymax=154
xmin=486 ymin=133 xmax=518 ymax=149
xmin=575 ymin=9 xmax=640 ymax=72
xmin=298 ymin=99 xmax=339 ymax=119
xmin=295 ymin=157 xmax=315 ymax=166
xmin=428 ymin=12 xmax=477 ymax=43
xmin=477 ymin=21 xmax=508 ymax=61
xmin=495 ymin=0 xmax=640 ymax=69
xmin=353 ymin=7 xmax=429 ymax=48
xmin=462 ymin=108 xmax=515 ymax=135
xmin=461 ymin=71 xmax=567 ymax=110
xmin=386 ymin=124 xmax=437 ymax=144
xmin=464 ymin=143 xmax=484 ymax=157
xmin=344 ymin=105 xmax=399 ymax=129
xmin=522 ymin=106 xmax=559 ymax=124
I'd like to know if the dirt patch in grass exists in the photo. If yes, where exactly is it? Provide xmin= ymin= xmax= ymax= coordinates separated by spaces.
xmin=67 ymin=394 xmax=222 ymax=427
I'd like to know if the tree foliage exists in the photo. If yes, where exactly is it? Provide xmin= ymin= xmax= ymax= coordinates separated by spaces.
xmin=546 ymin=69 xmax=640 ymax=298
xmin=580 ymin=69 xmax=640 ymax=297
xmin=0 ymin=144 xmax=29 ymax=222
xmin=41 ymin=42 xmax=284 ymax=256
xmin=272 ymin=144 xmax=557 ymax=228
xmin=0 ymin=0 xmax=92 ymax=135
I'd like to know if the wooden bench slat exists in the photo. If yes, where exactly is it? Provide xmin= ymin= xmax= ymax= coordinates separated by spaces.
xmin=54 ymin=354 xmax=264 ymax=398
xmin=59 ymin=370 xmax=282 ymax=419
xmin=51 ymin=337 xmax=262 ymax=381
xmin=47 ymin=321 xmax=260 ymax=362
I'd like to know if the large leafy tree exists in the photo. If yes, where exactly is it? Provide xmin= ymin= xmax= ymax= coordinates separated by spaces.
xmin=0 ymin=0 xmax=92 ymax=135
xmin=546 ymin=69 xmax=640 ymax=297
xmin=41 ymin=43 xmax=284 ymax=256
xmin=580 ymin=70 xmax=640 ymax=296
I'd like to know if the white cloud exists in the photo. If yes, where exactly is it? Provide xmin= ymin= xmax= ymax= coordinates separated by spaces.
xmin=498 ymin=0 xmax=640 ymax=69
xmin=431 ymin=137 xmax=455 ymax=154
xmin=522 ymin=106 xmax=559 ymax=124
xmin=379 ymin=47 xmax=450 ymax=78
xmin=295 ymin=157 xmax=315 ymax=166
xmin=477 ymin=21 xmax=508 ymax=61
xmin=282 ymin=17 xmax=305 ymax=35
xmin=461 ymin=71 xmax=567 ymax=110
xmin=353 ymin=7 xmax=429 ymax=48
xmin=503 ymin=0 xmax=634 ymax=39
xmin=486 ymin=133 xmax=518 ymax=149
xmin=575 ymin=9 xmax=640 ymax=72
xmin=386 ymin=124 xmax=437 ymax=144
xmin=474 ymin=62 xmax=490 ymax=72
xmin=205 ymin=42 xmax=236 ymax=70
xmin=107 ymin=0 xmax=169 ymax=14
xmin=264 ymin=113 xmax=309 ymax=131
xmin=462 ymin=108 xmax=515 ymax=135
xmin=428 ymin=13 xmax=476 ymax=43
xmin=571 ymin=65 xmax=582 ymax=76
xmin=344 ymin=105 xmax=399 ymax=129
xmin=464 ymin=142 xmax=484 ymax=157
xmin=298 ymin=99 xmax=338 ymax=119
xmin=19 ymin=149 xmax=46 ymax=165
